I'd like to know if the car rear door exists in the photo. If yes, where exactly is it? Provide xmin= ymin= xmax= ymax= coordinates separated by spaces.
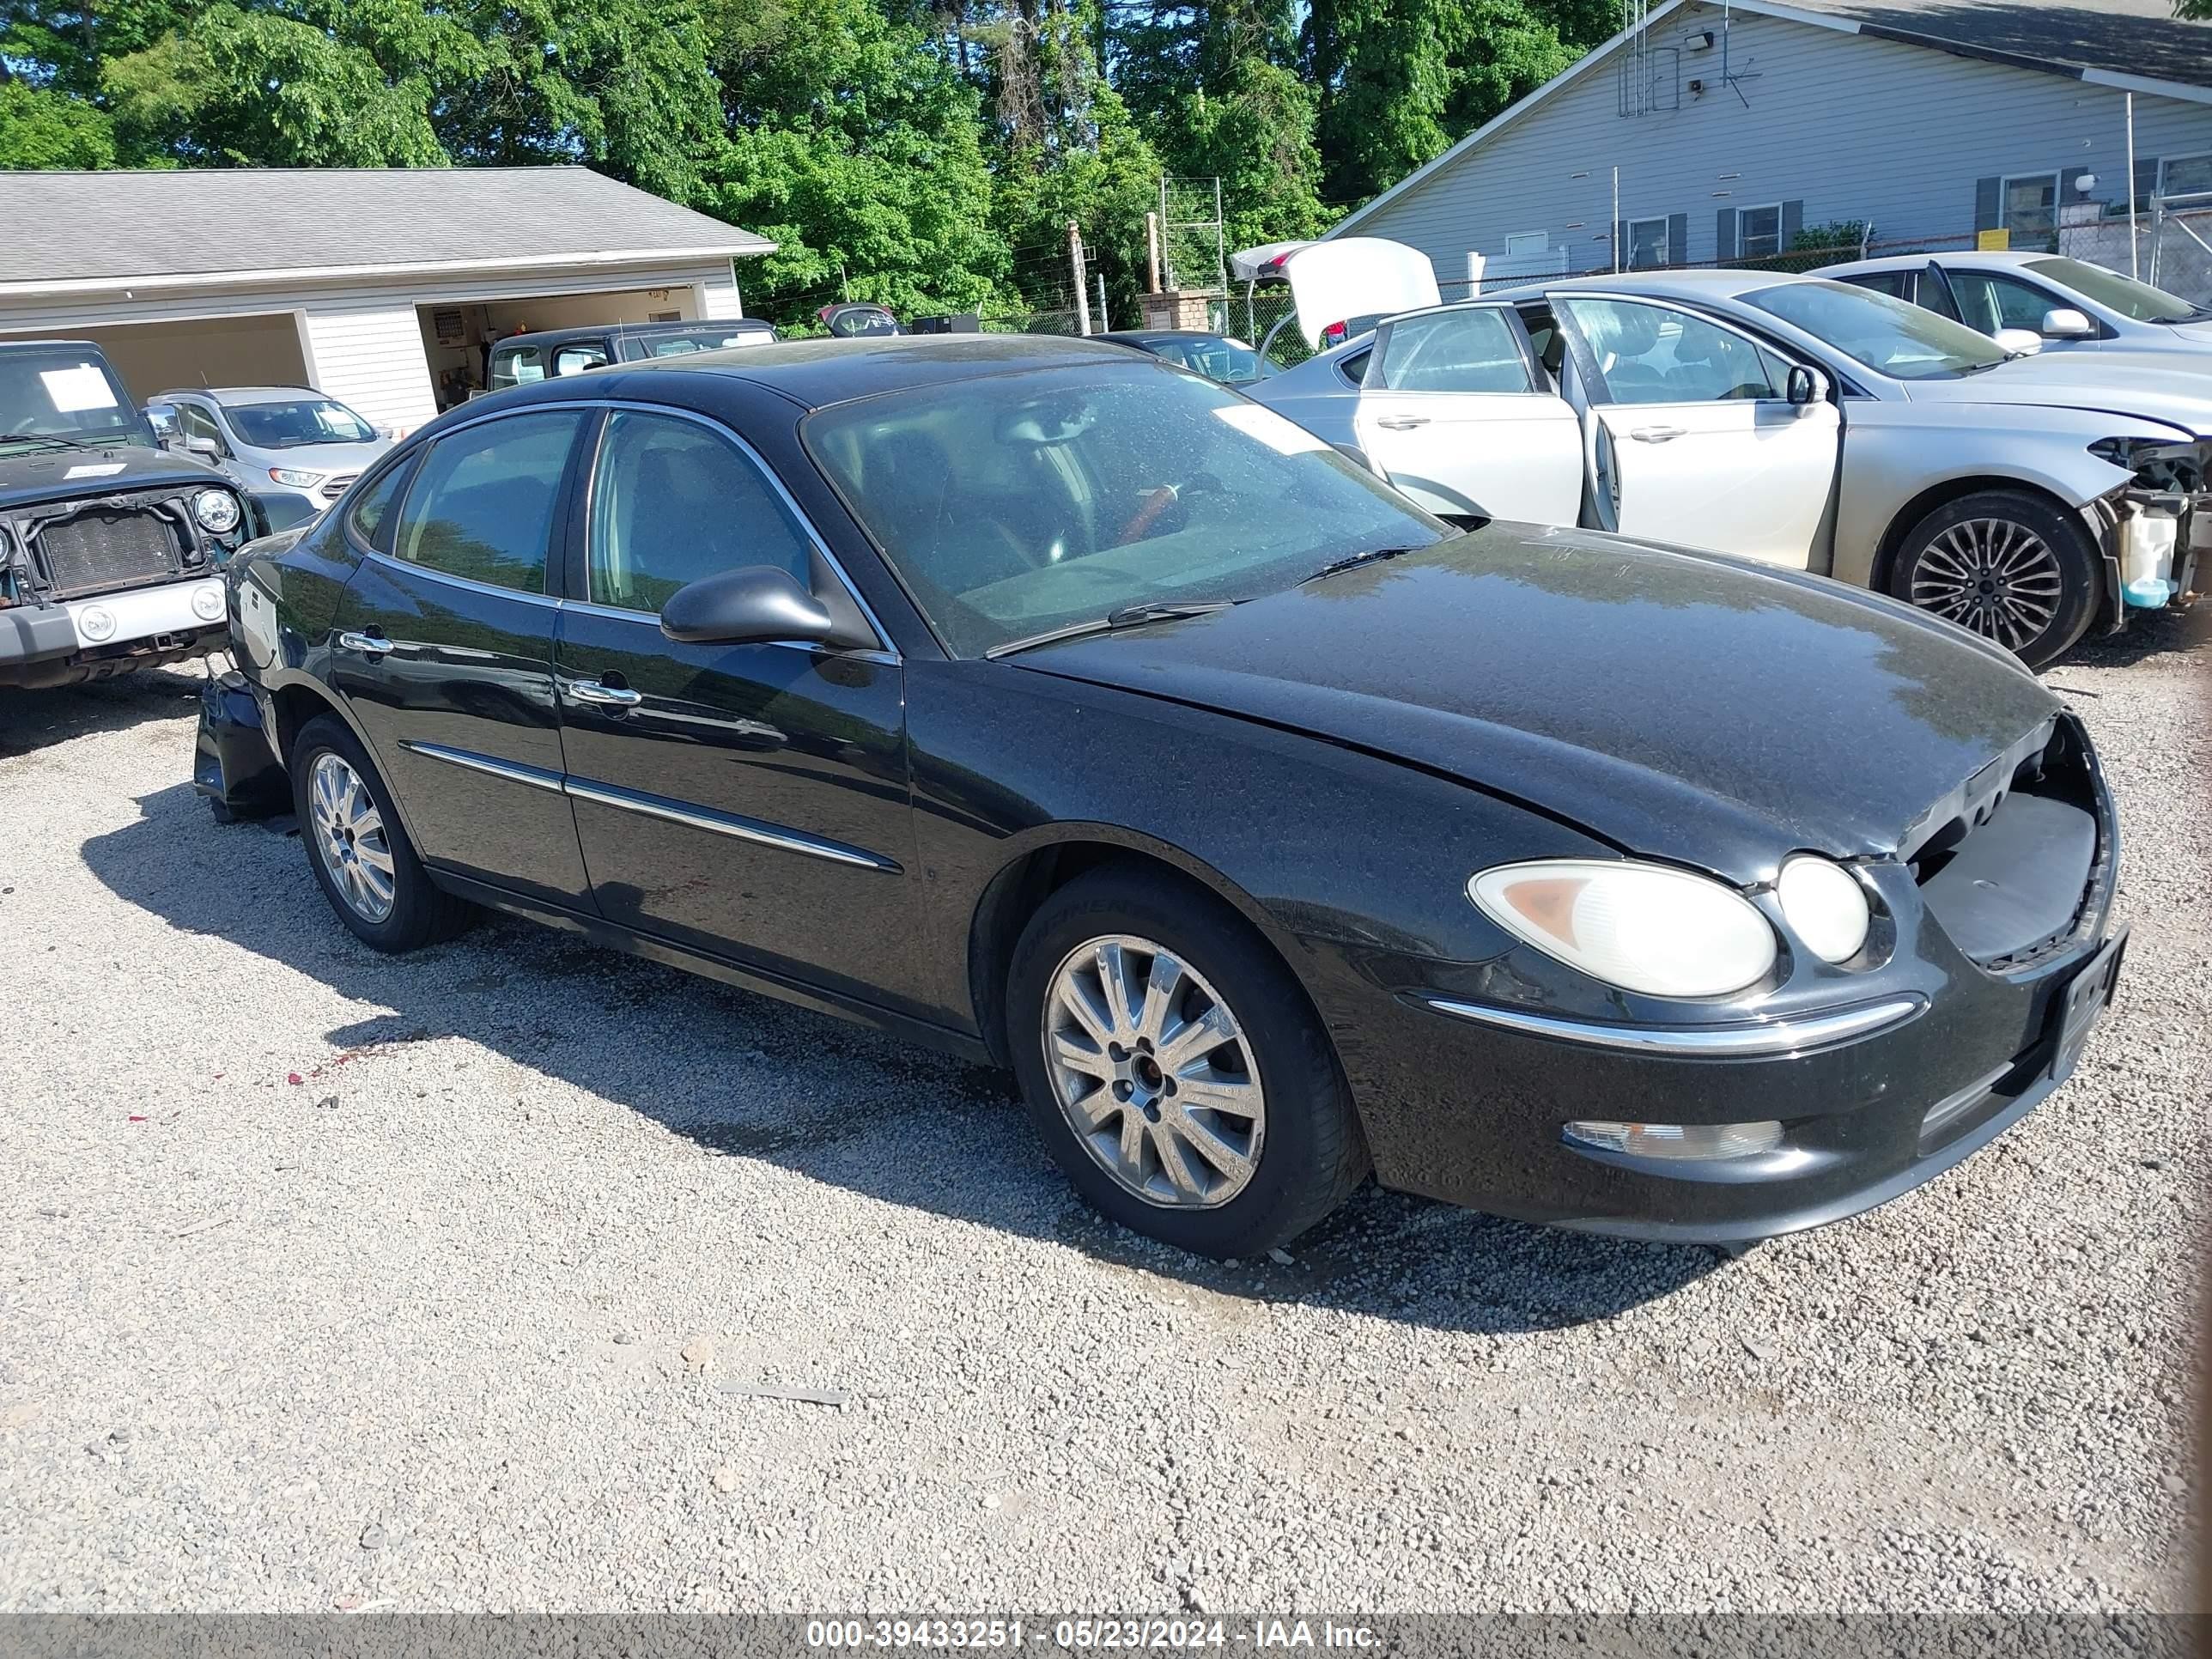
xmin=1349 ymin=304 xmax=1583 ymax=524
xmin=551 ymin=404 xmax=914 ymax=1009
xmin=1549 ymin=292 xmax=1841 ymax=568
xmin=330 ymin=406 xmax=593 ymax=907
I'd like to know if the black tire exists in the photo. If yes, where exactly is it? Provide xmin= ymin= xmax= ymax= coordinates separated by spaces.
xmin=1006 ymin=863 xmax=1367 ymax=1258
xmin=289 ymin=714 xmax=471 ymax=951
xmin=1888 ymin=489 xmax=2100 ymax=670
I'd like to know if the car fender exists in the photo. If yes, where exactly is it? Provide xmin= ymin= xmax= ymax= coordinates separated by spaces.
xmin=1831 ymin=398 xmax=2166 ymax=591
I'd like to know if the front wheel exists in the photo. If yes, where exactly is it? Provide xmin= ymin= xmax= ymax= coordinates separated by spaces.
xmin=1006 ymin=865 xmax=1367 ymax=1258
xmin=1888 ymin=490 xmax=2099 ymax=670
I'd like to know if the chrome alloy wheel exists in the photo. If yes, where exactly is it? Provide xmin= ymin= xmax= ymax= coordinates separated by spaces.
xmin=309 ymin=751 xmax=397 ymax=923
xmin=1908 ymin=518 xmax=2066 ymax=652
xmin=1042 ymin=934 xmax=1266 ymax=1208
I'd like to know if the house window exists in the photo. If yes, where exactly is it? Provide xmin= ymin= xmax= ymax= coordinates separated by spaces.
xmin=1504 ymin=231 xmax=1549 ymax=258
xmin=2000 ymin=172 xmax=2059 ymax=252
xmin=1737 ymin=204 xmax=1784 ymax=261
xmin=1626 ymin=216 xmax=1670 ymax=270
xmin=2161 ymin=155 xmax=2212 ymax=201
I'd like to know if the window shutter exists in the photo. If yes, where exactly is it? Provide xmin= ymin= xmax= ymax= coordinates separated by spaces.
xmin=1780 ymin=199 xmax=1805 ymax=250
xmin=1974 ymin=177 xmax=2002 ymax=231
xmin=2134 ymin=155 xmax=2161 ymax=212
xmin=1667 ymin=212 xmax=1688 ymax=266
xmin=1717 ymin=207 xmax=1739 ymax=262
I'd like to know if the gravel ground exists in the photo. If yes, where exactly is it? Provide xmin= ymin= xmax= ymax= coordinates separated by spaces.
xmin=0 ymin=617 xmax=2203 ymax=1616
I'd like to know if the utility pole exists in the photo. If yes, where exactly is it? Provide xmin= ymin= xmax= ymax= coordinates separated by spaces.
xmin=1146 ymin=212 xmax=1162 ymax=293
xmin=1069 ymin=221 xmax=1091 ymax=337
xmin=1096 ymin=270 xmax=1109 ymax=334
xmin=2126 ymin=92 xmax=2140 ymax=280
xmin=1612 ymin=167 xmax=1621 ymax=273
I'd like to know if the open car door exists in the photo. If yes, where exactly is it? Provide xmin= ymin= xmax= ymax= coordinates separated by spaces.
xmin=1547 ymin=292 xmax=1842 ymax=568
xmin=1350 ymin=303 xmax=1583 ymax=524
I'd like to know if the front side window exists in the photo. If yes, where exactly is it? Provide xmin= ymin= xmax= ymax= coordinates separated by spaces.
xmin=2023 ymin=257 xmax=2199 ymax=323
xmin=805 ymin=363 xmax=1444 ymax=658
xmin=0 ymin=349 xmax=149 ymax=453
xmin=586 ymin=411 xmax=815 ymax=615
xmin=489 ymin=345 xmax=545 ymax=389
xmin=1947 ymin=270 xmax=2063 ymax=335
xmin=392 ymin=410 xmax=580 ymax=593
xmin=1738 ymin=204 xmax=1784 ymax=262
xmin=1558 ymin=298 xmax=1784 ymax=404
xmin=2001 ymin=173 xmax=2058 ymax=253
xmin=552 ymin=343 xmax=611 ymax=376
xmin=225 ymin=398 xmax=377 ymax=448
xmin=1626 ymin=217 xmax=1670 ymax=270
xmin=1370 ymin=310 xmax=1534 ymax=394
xmin=1744 ymin=280 xmax=2005 ymax=380
xmin=179 ymin=403 xmax=226 ymax=451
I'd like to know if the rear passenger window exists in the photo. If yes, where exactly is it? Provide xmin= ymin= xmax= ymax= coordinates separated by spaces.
xmin=586 ymin=410 xmax=816 ymax=614
xmin=392 ymin=411 xmax=581 ymax=594
xmin=346 ymin=458 xmax=415 ymax=551
xmin=1371 ymin=310 xmax=1534 ymax=393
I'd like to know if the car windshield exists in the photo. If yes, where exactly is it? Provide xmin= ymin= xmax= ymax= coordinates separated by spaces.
xmin=0 ymin=349 xmax=150 ymax=453
xmin=225 ymin=398 xmax=378 ymax=448
xmin=2023 ymin=257 xmax=2203 ymax=323
xmin=1142 ymin=337 xmax=1267 ymax=384
xmin=1743 ymin=279 xmax=2008 ymax=380
xmin=640 ymin=327 xmax=776 ymax=356
xmin=805 ymin=362 xmax=1445 ymax=658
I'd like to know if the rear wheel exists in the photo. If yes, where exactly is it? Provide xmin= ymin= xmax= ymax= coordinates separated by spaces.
xmin=290 ymin=714 xmax=471 ymax=951
xmin=1888 ymin=490 xmax=2099 ymax=669
xmin=1006 ymin=865 xmax=1366 ymax=1257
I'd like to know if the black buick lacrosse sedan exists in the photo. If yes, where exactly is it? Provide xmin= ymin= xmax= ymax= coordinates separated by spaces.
xmin=200 ymin=334 xmax=2124 ymax=1257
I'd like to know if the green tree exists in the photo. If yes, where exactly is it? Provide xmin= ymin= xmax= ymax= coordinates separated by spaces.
xmin=0 ymin=80 xmax=118 ymax=167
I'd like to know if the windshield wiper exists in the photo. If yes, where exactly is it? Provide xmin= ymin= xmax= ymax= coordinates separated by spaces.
xmin=985 ymin=599 xmax=1237 ymax=659
xmin=1298 ymin=544 xmax=1431 ymax=586
xmin=0 ymin=431 xmax=112 ymax=453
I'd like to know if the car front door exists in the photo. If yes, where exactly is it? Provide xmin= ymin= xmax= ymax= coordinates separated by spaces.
xmin=552 ymin=405 xmax=913 ymax=1009
xmin=1350 ymin=304 xmax=1583 ymax=523
xmin=331 ymin=406 xmax=593 ymax=907
xmin=1549 ymin=293 xmax=1842 ymax=568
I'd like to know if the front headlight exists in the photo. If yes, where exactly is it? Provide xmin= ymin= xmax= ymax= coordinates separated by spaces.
xmin=267 ymin=468 xmax=323 ymax=489
xmin=1774 ymin=855 xmax=1871 ymax=963
xmin=193 ymin=489 xmax=241 ymax=532
xmin=1468 ymin=858 xmax=1778 ymax=999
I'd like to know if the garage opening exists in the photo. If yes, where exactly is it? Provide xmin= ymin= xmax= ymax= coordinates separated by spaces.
xmin=0 ymin=311 xmax=309 ymax=406
xmin=416 ymin=284 xmax=700 ymax=413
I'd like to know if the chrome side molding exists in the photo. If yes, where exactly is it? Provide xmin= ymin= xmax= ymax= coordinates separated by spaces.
xmin=1420 ymin=994 xmax=1925 ymax=1057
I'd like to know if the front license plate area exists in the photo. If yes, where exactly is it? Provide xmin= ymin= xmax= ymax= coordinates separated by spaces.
xmin=2051 ymin=927 xmax=2127 ymax=1084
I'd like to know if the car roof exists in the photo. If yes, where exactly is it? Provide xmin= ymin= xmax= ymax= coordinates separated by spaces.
xmin=499 ymin=319 xmax=775 ymax=350
xmin=154 ymin=385 xmax=324 ymax=405
xmin=1098 ymin=330 xmax=1237 ymax=344
xmin=0 ymin=337 xmax=104 ymax=354
xmin=1826 ymin=251 xmax=2047 ymax=276
xmin=607 ymin=331 xmax=1153 ymax=410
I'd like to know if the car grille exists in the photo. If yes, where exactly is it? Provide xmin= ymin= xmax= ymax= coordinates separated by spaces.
xmin=319 ymin=473 xmax=358 ymax=504
xmin=37 ymin=508 xmax=179 ymax=599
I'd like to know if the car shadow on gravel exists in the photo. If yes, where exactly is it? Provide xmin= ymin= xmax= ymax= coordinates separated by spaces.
xmin=0 ymin=664 xmax=218 ymax=760
xmin=2046 ymin=603 xmax=2209 ymax=678
xmin=83 ymin=779 xmax=1723 ymax=1335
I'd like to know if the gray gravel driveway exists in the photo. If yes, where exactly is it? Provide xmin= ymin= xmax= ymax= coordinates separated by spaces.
xmin=0 ymin=618 xmax=2202 ymax=1613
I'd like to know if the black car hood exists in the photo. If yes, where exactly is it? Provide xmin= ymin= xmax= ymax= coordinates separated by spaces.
xmin=1012 ymin=526 xmax=2060 ymax=882
xmin=0 ymin=444 xmax=222 ymax=513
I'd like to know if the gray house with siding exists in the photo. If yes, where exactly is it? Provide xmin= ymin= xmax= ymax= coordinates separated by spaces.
xmin=1329 ymin=0 xmax=2212 ymax=290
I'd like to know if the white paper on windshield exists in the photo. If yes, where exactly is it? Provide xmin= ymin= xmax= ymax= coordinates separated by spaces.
xmin=1212 ymin=402 xmax=1331 ymax=455
xmin=40 ymin=365 xmax=119 ymax=412
xmin=64 ymin=463 xmax=126 ymax=479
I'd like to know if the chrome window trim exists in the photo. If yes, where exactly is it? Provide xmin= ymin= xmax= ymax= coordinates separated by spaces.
xmin=562 ymin=776 xmax=900 ymax=872
xmin=398 ymin=741 xmax=564 ymax=793
xmin=1420 ymin=994 xmax=1924 ymax=1057
xmin=365 ymin=546 xmax=563 ymax=611
xmin=578 ymin=398 xmax=899 ymax=659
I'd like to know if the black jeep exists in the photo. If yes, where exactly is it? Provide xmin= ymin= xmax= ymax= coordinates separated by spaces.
xmin=0 ymin=339 xmax=259 ymax=689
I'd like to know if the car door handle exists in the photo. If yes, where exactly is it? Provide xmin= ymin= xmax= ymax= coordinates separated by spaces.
xmin=1628 ymin=425 xmax=1686 ymax=443
xmin=335 ymin=630 xmax=391 ymax=657
xmin=1375 ymin=416 xmax=1430 ymax=430
xmin=567 ymin=678 xmax=642 ymax=708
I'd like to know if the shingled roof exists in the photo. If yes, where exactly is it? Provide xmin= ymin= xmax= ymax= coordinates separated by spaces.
xmin=0 ymin=166 xmax=774 ymax=289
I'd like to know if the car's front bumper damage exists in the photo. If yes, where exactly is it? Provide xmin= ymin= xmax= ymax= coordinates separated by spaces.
xmin=2083 ymin=437 xmax=2209 ymax=629
xmin=193 ymin=670 xmax=289 ymax=821
xmin=1306 ymin=719 xmax=2125 ymax=1244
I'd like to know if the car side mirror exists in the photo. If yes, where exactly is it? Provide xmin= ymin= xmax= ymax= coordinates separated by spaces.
xmin=2040 ymin=306 xmax=2095 ymax=340
xmin=661 ymin=565 xmax=836 ymax=647
xmin=1785 ymin=363 xmax=1828 ymax=407
xmin=1993 ymin=327 xmax=2044 ymax=359
xmin=185 ymin=434 xmax=222 ymax=459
